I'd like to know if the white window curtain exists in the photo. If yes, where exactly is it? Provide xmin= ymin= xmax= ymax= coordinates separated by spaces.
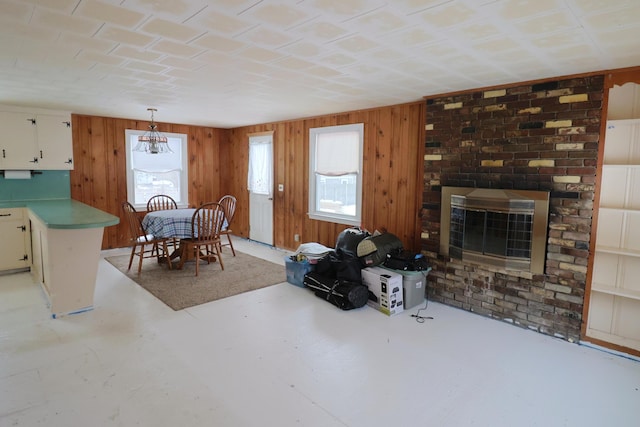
xmin=315 ymin=131 xmax=360 ymax=176
xmin=247 ymin=136 xmax=273 ymax=196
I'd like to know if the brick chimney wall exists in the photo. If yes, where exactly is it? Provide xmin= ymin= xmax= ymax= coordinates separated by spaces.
xmin=421 ymin=75 xmax=604 ymax=342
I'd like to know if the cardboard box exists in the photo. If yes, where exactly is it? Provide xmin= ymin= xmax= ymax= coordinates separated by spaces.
xmin=361 ymin=266 xmax=404 ymax=316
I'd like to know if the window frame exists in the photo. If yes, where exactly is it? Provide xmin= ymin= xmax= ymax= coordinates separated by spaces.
xmin=124 ymin=129 xmax=189 ymax=210
xmin=308 ymin=123 xmax=364 ymax=226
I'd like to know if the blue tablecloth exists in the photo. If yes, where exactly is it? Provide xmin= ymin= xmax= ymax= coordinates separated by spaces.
xmin=142 ymin=208 xmax=196 ymax=239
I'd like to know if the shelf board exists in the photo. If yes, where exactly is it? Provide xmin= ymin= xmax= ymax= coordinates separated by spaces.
xmin=602 ymin=164 xmax=640 ymax=168
xmin=591 ymin=284 xmax=640 ymax=301
xmin=607 ymin=118 xmax=640 ymax=126
xmin=596 ymin=246 xmax=640 ymax=257
xmin=598 ymin=207 xmax=640 ymax=213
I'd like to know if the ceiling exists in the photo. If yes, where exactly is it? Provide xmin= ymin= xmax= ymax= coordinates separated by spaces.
xmin=1 ymin=0 xmax=639 ymax=128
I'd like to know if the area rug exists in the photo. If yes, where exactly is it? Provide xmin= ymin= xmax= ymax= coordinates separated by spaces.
xmin=106 ymin=251 xmax=286 ymax=310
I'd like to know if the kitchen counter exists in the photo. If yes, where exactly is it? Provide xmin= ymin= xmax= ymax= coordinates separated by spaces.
xmin=0 ymin=199 xmax=119 ymax=229
xmin=0 ymin=198 xmax=120 ymax=318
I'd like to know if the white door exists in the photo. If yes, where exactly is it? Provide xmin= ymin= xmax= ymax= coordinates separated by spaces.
xmin=248 ymin=133 xmax=274 ymax=245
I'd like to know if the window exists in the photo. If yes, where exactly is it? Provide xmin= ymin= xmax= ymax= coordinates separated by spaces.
xmin=125 ymin=130 xmax=188 ymax=209
xmin=309 ymin=123 xmax=364 ymax=226
xmin=247 ymin=134 xmax=273 ymax=196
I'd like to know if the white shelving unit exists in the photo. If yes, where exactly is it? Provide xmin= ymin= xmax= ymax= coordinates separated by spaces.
xmin=586 ymin=83 xmax=640 ymax=352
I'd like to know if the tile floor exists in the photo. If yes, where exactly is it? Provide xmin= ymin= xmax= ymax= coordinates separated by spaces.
xmin=1 ymin=237 xmax=639 ymax=427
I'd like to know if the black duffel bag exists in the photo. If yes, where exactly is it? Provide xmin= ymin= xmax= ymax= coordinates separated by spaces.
xmin=303 ymin=272 xmax=369 ymax=310
xmin=383 ymin=250 xmax=430 ymax=271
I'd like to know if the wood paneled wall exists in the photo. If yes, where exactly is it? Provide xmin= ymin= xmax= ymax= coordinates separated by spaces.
xmin=71 ymin=101 xmax=425 ymax=252
xmin=225 ymin=101 xmax=426 ymax=251
xmin=70 ymin=114 xmax=228 ymax=249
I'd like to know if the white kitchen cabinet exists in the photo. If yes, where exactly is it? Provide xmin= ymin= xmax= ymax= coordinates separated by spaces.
xmin=0 ymin=106 xmax=73 ymax=170
xmin=0 ymin=111 xmax=38 ymax=169
xmin=34 ymin=113 xmax=74 ymax=169
xmin=586 ymin=82 xmax=640 ymax=353
xmin=0 ymin=208 xmax=31 ymax=272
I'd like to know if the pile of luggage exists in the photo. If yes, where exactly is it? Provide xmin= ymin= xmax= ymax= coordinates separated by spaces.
xmin=295 ymin=227 xmax=429 ymax=310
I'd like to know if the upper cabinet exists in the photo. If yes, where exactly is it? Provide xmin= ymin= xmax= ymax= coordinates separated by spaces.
xmin=0 ymin=106 xmax=73 ymax=170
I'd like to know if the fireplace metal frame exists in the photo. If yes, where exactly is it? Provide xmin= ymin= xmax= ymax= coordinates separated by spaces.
xmin=440 ymin=187 xmax=550 ymax=274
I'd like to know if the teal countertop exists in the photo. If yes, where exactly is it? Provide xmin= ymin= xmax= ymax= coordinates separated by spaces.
xmin=0 ymin=199 xmax=119 ymax=229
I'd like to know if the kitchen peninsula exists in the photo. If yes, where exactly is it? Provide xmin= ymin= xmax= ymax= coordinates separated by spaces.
xmin=0 ymin=199 xmax=119 ymax=318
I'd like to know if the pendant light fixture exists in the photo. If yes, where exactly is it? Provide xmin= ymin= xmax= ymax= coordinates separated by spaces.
xmin=133 ymin=108 xmax=172 ymax=154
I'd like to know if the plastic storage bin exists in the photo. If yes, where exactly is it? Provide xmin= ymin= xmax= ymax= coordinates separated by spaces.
xmin=381 ymin=266 xmax=431 ymax=309
xmin=285 ymin=256 xmax=314 ymax=287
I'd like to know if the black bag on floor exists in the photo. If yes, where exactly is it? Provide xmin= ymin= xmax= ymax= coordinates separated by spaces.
xmin=303 ymin=272 xmax=369 ymax=310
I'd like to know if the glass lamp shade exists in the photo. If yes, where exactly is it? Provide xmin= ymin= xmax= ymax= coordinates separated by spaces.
xmin=133 ymin=110 xmax=172 ymax=154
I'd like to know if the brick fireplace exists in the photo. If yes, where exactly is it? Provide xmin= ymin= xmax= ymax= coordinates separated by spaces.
xmin=421 ymin=76 xmax=604 ymax=342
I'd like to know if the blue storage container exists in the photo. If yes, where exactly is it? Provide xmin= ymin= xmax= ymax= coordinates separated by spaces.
xmin=285 ymin=256 xmax=314 ymax=287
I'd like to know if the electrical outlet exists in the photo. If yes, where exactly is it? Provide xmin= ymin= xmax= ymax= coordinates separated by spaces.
xmin=294 ymin=234 xmax=300 ymax=242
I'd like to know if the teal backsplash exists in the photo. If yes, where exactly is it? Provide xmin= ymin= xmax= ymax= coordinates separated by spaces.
xmin=0 ymin=170 xmax=71 ymax=201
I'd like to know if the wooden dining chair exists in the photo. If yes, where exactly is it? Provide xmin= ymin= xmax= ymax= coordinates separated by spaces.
xmin=146 ymin=194 xmax=179 ymax=252
xmin=147 ymin=194 xmax=178 ymax=211
xmin=121 ymin=201 xmax=172 ymax=274
xmin=218 ymin=194 xmax=237 ymax=256
xmin=177 ymin=202 xmax=225 ymax=276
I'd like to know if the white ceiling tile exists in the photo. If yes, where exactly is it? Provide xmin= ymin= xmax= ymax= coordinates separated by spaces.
xmin=346 ymin=9 xmax=409 ymax=34
xmin=238 ymin=26 xmax=295 ymax=48
xmin=333 ymin=34 xmax=379 ymax=53
xmin=383 ymin=26 xmax=438 ymax=47
xmin=58 ymin=33 xmax=118 ymax=53
xmin=281 ymin=41 xmax=323 ymax=58
xmin=21 ymin=0 xmax=79 ymax=13
xmin=0 ymin=0 xmax=34 ymax=22
xmin=125 ymin=60 xmax=167 ymax=74
xmin=391 ymin=0 xmax=451 ymax=14
xmin=33 ymin=8 xmax=102 ymax=35
xmin=418 ymin=3 xmax=479 ymax=28
xmin=130 ymin=70 xmax=172 ymax=82
xmin=292 ymin=20 xmax=349 ymax=41
xmin=583 ymin=4 xmax=640 ymax=29
xmin=77 ymin=50 xmax=127 ymax=66
xmin=158 ymin=56 xmax=202 ymax=71
xmin=150 ymin=39 xmax=203 ymax=57
xmin=244 ymin=3 xmax=312 ymax=28
xmin=0 ymin=20 xmax=59 ymax=42
xmin=97 ymin=25 xmax=156 ymax=47
xmin=567 ymin=0 xmax=629 ymax=16
xmin=514 ymin=10 xmax=579 ymax=34
xmin=316 ymin=52 xmax=358 ymax=67
xmin=192 ymin=34 xmax=246 ymax=53
xmin=240 ymin=46 xmax=287 ymax=63
xmin=472 ymin=37 xmax=521 ymax=54
xmin=111 ymin=46 xmax=163 ymax=62
xmin=272 ymin=56 xmax=316 ymax=70
xmin=185 ymin=10 xmax=255 ymax=35
xmin=75 ymin=1 xmax=146 ymax=28
xmin=140 ymin=18 xmax=205 ymax=42
xmin=450 ymin=22 xmax=503 ymax=41
xmin=307 ymin=0 xmax=385 ymax=17
xmin=495 ymin=0 xmax=563 ymax=21
xmin=120 ymin=0 xmax=209 ymax=20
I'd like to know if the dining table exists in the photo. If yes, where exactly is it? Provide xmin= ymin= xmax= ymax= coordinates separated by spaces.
xmin=141 ymin=207 xmax=223 ymax=266
xmin=141 ymin=208 xmax=197 ymax=240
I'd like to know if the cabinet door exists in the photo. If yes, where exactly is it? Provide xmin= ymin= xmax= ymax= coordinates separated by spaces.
xmin=35 ymin=114 xmax=74 ymax=170
xmin=0 ymin=209 xmax=30 ymax=271
xmin=0 ymin=111 xmax=38 ymax=168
